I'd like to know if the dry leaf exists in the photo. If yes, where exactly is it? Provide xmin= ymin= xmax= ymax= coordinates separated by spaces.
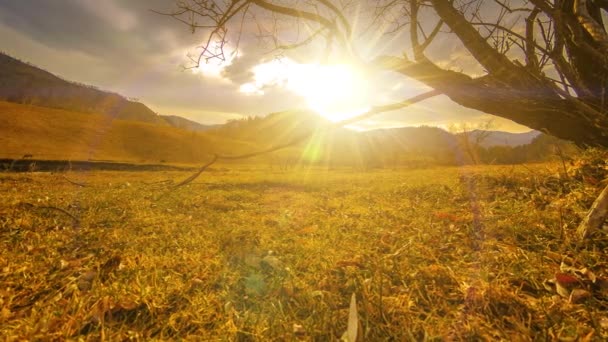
xmin=569 ymin=289 xmax=591 ymax=304
xmin=293 ymin=323 xmax=306 ymax=337
xmin=341 ymin=293 xmax=359 ymax=342
xmin=555 ymin=273 xmax=580 ymax=298
xmin=100 ymin=255 xmax=121 ymax=281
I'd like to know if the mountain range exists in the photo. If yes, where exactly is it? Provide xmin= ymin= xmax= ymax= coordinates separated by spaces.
xmin=0 ymin=52 xmax=546 ymax=165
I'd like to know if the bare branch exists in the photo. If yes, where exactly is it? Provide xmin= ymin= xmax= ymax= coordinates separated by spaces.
xmin=574 ymin=0 xmax=608 ymax=53
xmin=410 ymin=0 xmax=422 ymax=60
xmin=317 ymin=0 xmax=352 ymax=37
xmin=525 ymin=8 xmax=541 ymax=70
xmin=250 ymin=0 xmax=351 ymax=52
xmin=419 ymin=19 xmax=444 ymax=53
xmin=60 ymin=175 xmax=88 ymax=188
xmin=18 ymin=202 xmax=80 ymax=228
xmin=430 ymin=0 xmax=516 ymax=75
xmin=170 ymin=88 xmax=442 ymax=189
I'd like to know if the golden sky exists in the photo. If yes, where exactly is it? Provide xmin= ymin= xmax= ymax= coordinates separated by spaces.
xmin=0 ymin=0 xmax=532 ymax=132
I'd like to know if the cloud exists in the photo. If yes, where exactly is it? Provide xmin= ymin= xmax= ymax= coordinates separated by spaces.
xmin=222 ymin=49 xmax=271 ymax=84
xmin=75 ymin=0 xmax=137 ymax=31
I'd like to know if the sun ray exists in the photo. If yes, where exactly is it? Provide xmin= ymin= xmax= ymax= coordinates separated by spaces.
xmin=240 ymin=58 xmax=371 ymax=122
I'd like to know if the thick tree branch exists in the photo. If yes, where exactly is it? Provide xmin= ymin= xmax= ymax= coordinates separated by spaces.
xmin=525 ymin=8 xmax=541 ymax=70
xmin=430 ymin=0 xmax=516 ymax=75
xmin=375 ymin=55 xmax=608 ymax=147
xmin=419 ymin=19 xmax=444 ymax=53
xmin=250 ymin=0 xmax=352 ymax=53
xmin=317 ymin=0 xmax=352 ymax=37
xmin=410 ymin=1 xmax=423 ymax=60
xmin=574 ymin=0 xmax=608 ymax=53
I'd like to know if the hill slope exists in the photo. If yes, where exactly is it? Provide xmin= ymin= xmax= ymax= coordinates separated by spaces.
xmin=0 ymin=101 xmax=256 ymax=163
xmin=209 ymin=112 xmax=464 ymax=166
xmin=161 ymin=115 xmax=219 ymax=131
xmin=0 ymin=53 xmax=207 ymax=128
xmin=1 ymin=100 xmax=571 ymax=166
xmin=462 ymin=130 xmax=541 ymax=148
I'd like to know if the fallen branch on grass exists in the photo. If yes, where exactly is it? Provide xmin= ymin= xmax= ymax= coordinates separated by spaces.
xmin=18 ymin=202 xmax=80 ymax=228
xmin=60 ymin=175 xmax=88 ymax=187
xmin=173 ymin=154 xmax=219 ymax=188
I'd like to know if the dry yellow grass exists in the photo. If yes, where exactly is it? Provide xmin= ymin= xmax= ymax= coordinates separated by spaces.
xmin=1 ymin=159 xmax=607 ymax=340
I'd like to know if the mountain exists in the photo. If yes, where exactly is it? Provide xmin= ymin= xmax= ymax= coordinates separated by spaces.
xmin=209 ymin=112 xmax=463 ymax=166
xmin=461 ymin=130 xmax=541 ymax=148
xmin=0 ymin=53 xmax=173 ymax=125
xmin=0 ymin=101 xmax=256 ymax=163
xmin=0 ymin=98 xmax=562 ymax=166
xmin=211 ymin=110 xmax=333 ymax=142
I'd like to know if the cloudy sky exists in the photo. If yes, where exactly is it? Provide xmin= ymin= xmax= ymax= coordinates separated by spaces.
xmin=0 ymin=0 xmax=530 ymax=131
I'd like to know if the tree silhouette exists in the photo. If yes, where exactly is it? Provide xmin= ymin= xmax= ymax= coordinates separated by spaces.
xmin=161 ymin=0 xmax=608 ymax=148
xmin=161 ymin=0 xmax=608 ymax=239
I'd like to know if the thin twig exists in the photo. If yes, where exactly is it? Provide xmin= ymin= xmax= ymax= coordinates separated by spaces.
xmin=173 ymin=154 xmax=219 ymax=188
xmin=60 ymin=175 xmax=88 ymax=188
xmin=155 ymin=154 xmax=219 ymax=200
xmin=19 ymin=202 xmax=80 ymax=228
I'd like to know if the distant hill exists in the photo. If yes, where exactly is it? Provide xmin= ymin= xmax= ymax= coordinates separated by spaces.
xmin=209 ymin=112 xmax=464 ymax=166
xmin=0 ymin=101 xmax=257 ymax=163
xmin=0 ymin=52 xmax=207 ymax=130
xmin=161 ymin=115 xmax=220 ymax=131
xmin=211 ymin=110 xmax=332 ymax=142
xmin=0 ymin=53 xmax=170 ymax=125
xmin=207 ymin=114 xmax=564 ymax=166
xmin=460 ymin=130 xmax=540 ymax=148
xmin=0 ymin=99 xmax=569 ymax=166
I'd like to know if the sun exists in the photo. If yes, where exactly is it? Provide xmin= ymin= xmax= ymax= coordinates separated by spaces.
xmin=240 ymin=59 xmax=371 ymax=122
xmin=287 ymin=63 xmax=371 ymax=122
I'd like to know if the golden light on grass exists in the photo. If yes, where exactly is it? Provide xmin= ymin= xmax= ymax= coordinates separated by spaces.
xmin=240 ymin=58 xmax=371 ymax=122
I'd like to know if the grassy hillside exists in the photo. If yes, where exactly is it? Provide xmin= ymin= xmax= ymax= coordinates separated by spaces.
xmin=0 ymin=100 xmax=576 ymax=168
xmin=161 ymin=115 xmax=218 ymax=131
xmin=0 ymin=53 xmax=170 ymax=126
xmin=0 ymin=101 xmax=257 ymax=164
xmin=212 ymin=113 xmax=464 ymax=167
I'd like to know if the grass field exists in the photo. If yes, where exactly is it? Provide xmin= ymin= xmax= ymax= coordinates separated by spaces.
xmin=1 ymin=162 xmax=608 ymax=340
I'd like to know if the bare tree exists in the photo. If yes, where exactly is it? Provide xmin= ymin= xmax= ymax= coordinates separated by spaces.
xmin=160 ymin=0 xmax=608 ymax=148
xmin=449 ymin=119 xmax=495 ymax=164
xmin=160 ymin=0 xmax=608 ymax=239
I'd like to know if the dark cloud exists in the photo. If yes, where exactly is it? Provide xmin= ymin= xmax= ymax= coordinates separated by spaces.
xmin=0 ymin=1 xmax=207 ymax=74
xmin=222 ymin=53 xmax=262 ymax=85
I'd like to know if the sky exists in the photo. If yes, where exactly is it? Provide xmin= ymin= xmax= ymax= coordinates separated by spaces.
xmin=0 ymin=0 xmax=531 ymax=132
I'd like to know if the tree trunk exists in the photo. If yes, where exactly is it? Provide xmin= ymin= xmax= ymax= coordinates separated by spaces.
xmin=377 ymin=56 xmax=608 ymax=148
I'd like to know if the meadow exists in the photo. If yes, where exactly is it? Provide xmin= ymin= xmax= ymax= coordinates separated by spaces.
xmin=1 ymin=160 xmax=607 ymax=340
